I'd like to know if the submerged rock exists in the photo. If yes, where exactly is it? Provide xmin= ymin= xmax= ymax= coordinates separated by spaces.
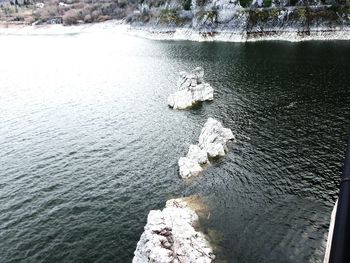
xmin=167 ymin=67 xmax=214 ymax=110
xmin=179 ymin=117 xmax=235 ymax=178
xmin=132 ymin=197 xmax=215 ymax=263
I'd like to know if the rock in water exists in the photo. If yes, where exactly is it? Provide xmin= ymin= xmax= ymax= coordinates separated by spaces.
xmin=132 ymin=198 xmax=215 ymax=263
xmin=179 ymin=117 xmax=235 ymax=178
xmin=198 ymin=117 xmax=235 ymax=155
xmin=178 ymin=156 xmax=204 ymax=179
xmin=167 ymin=67 xmax=214 ymax=110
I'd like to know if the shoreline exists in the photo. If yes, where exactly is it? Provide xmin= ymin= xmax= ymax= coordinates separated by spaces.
xmin=127 ymin=25 xmax=350 ymax=42
xmin=1 ymin=20 xmax=350 ymax=42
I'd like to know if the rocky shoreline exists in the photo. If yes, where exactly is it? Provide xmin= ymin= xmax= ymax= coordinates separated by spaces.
xmin=128 ymin=25 xmax=350 ymax=42
xmin=1 ymin=0 xmax=350 ymax=42
xmin=1 ymin=19 xmax=349 ymax=42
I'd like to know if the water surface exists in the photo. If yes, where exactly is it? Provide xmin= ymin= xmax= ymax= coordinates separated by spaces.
xmin=0 ymin=31 xmax=349 ymax=262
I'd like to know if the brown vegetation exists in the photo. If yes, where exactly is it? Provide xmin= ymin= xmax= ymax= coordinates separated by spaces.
xmin=0 ymin=0 xmax=138 ymax=25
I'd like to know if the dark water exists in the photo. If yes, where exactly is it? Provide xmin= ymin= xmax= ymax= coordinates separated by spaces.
xmin=0 ymin=32 xmax=349 ymax=263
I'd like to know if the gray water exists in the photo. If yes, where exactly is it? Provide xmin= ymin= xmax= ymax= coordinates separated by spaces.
xmin=0 ymin=31 xmax=349 ymax=263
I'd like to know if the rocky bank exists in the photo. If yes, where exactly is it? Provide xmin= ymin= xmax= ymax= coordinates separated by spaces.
xmin=1 ymin=0 xmax=350 ymax=41
xmin=128 ymin=0 xmax=350 ymax=41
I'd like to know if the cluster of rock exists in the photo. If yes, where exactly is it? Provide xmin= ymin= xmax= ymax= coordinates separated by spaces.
xmin=179 ymin=117 xmax=235 ymax=179
xmin=167 ymin=67 xmax=214 ymax=110
xmin=133 ymin=198 xmax=215 ymax=263
xmin=133 ymin=69 xmax=234 ymax=262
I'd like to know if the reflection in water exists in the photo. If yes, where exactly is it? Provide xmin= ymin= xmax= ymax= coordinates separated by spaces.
xmin=0 ymin=32 xmax=349 ymax=262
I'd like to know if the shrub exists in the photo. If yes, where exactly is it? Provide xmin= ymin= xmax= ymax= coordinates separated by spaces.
xmin=196 ymin=0 xmax=207 ymax=6
xmin=112 ymin=7 xmax=127 ymax=19
xmin=63 ymin=8 xmax=81 ymax=25
xmin=96 ymin=15 xmax=111 ymax=22
xmin=0 ymin=0 xmax=166 ymax=25
xmin=264 ymin=0 xmax=272 ymax=6
xmin=239 ymin=0 xmax=253 ymax=7
xmin=147 ymin=0 xmax=166 ymax=8
xmin=159 ymin=8 xmax=179 ymax=23
xmin=269 ymin=8 xmax=280 ymax=18
xmin=248 ymin=9 xmax=270 ymax=25
xmin=289 ymin=0 xmax=299 ymax=6
xmin=296 ymin=7 xmax=307 ymax=19
xmin=84 ymin=13 xmax=92 ymax=23
xmin=127 ymin=11 xmax=153 ymax=23
xmin=12 ymin=15 xmax=25 ymax=21
xmin=196 ymin=10 xmax=217 ymax=21
xmin=24 ymin=15 xmax=36 ymax=24
xmin=182 ymin=0 xmax=191 ymax=10
xmin=91 ymin=9 xmax=102 ymax=20
xmin=65 ymin=0 xmax=80 ymax=4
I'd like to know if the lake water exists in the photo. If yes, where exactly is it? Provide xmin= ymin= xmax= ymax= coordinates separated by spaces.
xmin=0 ymin=30 xmax=349 ymax=263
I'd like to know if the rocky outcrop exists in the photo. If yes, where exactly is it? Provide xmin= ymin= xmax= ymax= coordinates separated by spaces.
xmin=133 ymin=197 xmax=215 ymax=263
xmin=179 ymin=117 xmax=235 ymax=178
xmin=128 ymin=0 xmax=350 ymax=42
xmin=167 ymin=67 xmax=214 ymax=110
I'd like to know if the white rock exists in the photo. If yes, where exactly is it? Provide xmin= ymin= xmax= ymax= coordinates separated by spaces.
xmin=208 ymin=0 xmax=241 ymax=9
xmin=202 ymin=83 xmax=214 ymax=101
xmin=206 ymin=143 xmax=225 ymax=158
xmin=133 ymin=198 xmax=215 ymax=263
xmin=35 ymin=2 xmax=44 ymax=8
xmin=168 ymin=67 xmax=214 ymax=110
xmin=187 ymin=145 xmax=208 ymax=165
xmin=198 ymin=117 xmax=235 ymax=151
xmin=59 ymin=2 xmax=69 ymax=7
xmin=167 ymin=89 xmax=193 ymax=110
xmin=223 ymin=127 xmax=235 ymax=140
xmin=178 ymin=118 xmax=235 ymax=178
xmin=178 ymin=157 xmax=203 ymax=179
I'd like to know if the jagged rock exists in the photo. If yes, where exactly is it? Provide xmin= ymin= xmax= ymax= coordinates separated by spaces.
xmin=251 ymin=0 xmax=263 ymax=7
xmin=198 ymin=117 xmax=235 ymax=152
xmin=178 ymin=156 xmax=203 ymax=178
xmin=179 ymin=117 xmax=235 ymax=178
xmin=205 ymin=143 xmax=226 ymax=158
xmin=167 ymin=67 xmax=214 ymax=110
xmin=187 ymin=144 xmax=208 ymax=165
xmin=208 ymin=0 xmax=241 ymax=9
xmin=178 ymin=145 xmax=209 ymax=178
xmin=133 ymin=198 xmax=215 ymax=263
xmin=59 ymin=2 xmax=69 ymax=7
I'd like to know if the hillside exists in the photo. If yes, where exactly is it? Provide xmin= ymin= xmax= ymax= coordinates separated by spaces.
xmin=0 ymin=0 xmax=138 ymax=25
xmin=1 ymin=0 xmax=349 ymax=40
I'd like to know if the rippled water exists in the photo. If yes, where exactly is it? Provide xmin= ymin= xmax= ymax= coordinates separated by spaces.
xmin=0 ymin=31 xmax=349 ymax=263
